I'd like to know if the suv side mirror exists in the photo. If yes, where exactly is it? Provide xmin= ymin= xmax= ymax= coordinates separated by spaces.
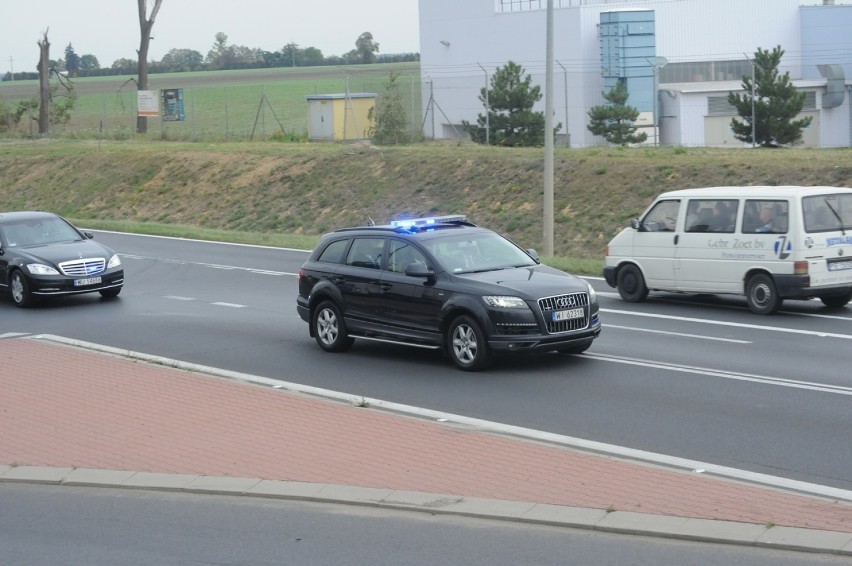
xmin=526 ymin=248 xmax=540 ymax=263
xmin=405 ymin=262 xmax=435 ymax=281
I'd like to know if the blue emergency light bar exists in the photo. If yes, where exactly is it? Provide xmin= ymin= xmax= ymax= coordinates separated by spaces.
xmin=389 ymin=215 xmax=467 ymax=229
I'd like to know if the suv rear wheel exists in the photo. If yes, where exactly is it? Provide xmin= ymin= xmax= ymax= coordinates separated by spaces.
xmin=447 ymin=315 xmax=492 ymax=371
xmin=312 ymin=300 xmax=354 ymax=352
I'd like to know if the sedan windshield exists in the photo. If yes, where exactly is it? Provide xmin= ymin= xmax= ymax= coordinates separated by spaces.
xmin=1 ymin=217 xmax=82 ymax=247
xmin=423 ymin=231 xmax=537 ymax=274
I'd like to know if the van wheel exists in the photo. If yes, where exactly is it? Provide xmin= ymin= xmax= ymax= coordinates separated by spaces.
xmin=616 ymin=264 xmax=648 ymax=303
xmin=746 ymin=274 xmax=782 ymax=315
xmin=820 ymin=289 xmax=852 ymax=309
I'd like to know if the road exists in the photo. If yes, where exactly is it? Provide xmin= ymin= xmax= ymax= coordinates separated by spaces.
xmin=4 ymin=484 xmax=850 ymax=566
xmin=3 ymin=230 xmax=851 ymax=494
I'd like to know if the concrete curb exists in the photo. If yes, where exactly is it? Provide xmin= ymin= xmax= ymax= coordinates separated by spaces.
xmin=2 ymin=465 xmax=851 ymax=556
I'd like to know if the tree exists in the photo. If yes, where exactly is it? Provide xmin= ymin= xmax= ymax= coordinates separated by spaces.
xmin=586 ymin=80 xmax=647 ymax=146
xmin=79 ymin=54 xmax=100 ymax=71
xmin=37 ymin=31 xmax=51 ymax=134
xmin=462 ymin=60 xmax=551 ymax=147
xmin=206 ymin=32 xmax=230 ymax=69
xmin=64 ymin=43 xmax=80 ymax=76
xmin=728 ymin=45 xmax=812 ymax=147
xmin=354 ymin=32 xmax=379 ymax=64
xmin=136 ymin=0 xmax=164 ymax=134
xmin=160 ymin=48 xmax=203 ymax=72
xmin=368 ymin=71 xmax=409 ymax=145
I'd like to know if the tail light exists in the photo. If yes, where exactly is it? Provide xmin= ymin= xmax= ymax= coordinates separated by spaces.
xmin=793 ymin=261 xmax=808 ymax=275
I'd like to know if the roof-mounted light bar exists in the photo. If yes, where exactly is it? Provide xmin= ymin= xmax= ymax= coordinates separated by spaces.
xmin=389 ymin=215 xmax=467 ymax=229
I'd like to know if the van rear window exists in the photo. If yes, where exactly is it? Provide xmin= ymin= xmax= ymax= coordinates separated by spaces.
xmin=803 ymin=194 xmax=852 ymax=233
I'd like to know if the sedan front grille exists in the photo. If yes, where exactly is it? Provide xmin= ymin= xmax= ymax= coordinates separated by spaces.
xmin=58 ymin=258 xmax=106 ymax=277
xmin=538 ymin=292 xmax=589 ymax=334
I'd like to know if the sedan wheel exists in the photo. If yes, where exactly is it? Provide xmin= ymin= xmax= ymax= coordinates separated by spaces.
xmin=10 ymin=270 xmax=34 ymax=308
xmin=448 ymin=315 xmax=492 ymax=371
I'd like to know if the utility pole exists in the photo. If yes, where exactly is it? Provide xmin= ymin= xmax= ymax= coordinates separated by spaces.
xmin=8 ymin=57 xmax=13 ymax=81
xmin=543 ymin=0 xmax=554 ymax=257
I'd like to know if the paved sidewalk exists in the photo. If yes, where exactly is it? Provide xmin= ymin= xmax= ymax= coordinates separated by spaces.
xmin=1 ymin=335 xmax=851 ymax=555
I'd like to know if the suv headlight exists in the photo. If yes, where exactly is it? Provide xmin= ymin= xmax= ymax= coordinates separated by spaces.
xmin=26 ymin=263 xmax=60 ymax=276
xmin=586 ymin=281 xmax=597 ymax=302
xmin=107 ymin=254 xmax=122 ymax=268
xmin=483 ymin=295 xmax=527 ymax=309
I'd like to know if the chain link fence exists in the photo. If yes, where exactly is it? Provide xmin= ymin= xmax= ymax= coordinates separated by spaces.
xmin=0 ymin=66 xmax=424 ymax=142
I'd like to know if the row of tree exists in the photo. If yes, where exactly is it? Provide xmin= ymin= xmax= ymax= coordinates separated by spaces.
xmin=462 ymin=46 xmax=811 ymax=148
xmin=2 ymin=31 xmax=418 ymax=82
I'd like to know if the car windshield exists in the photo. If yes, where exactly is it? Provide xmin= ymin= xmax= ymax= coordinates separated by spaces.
xmin=1 ymin=217 xmax=82 ymax=247
xmin=423 ymin=231 xmax=536 ymax=274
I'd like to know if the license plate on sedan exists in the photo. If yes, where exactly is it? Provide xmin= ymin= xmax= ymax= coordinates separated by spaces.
xmin=74 ymin=276 xmax=102 ymax=287
xmin=552 ymin=307 xmax=584 ymax=322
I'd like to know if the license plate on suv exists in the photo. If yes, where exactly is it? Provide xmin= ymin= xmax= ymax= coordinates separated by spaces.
xmin=552 ymin=307 xmax=584 ymax=321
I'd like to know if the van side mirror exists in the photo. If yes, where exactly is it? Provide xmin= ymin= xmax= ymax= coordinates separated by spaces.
xmin=631 ymin=218 xmax=641 ymax=230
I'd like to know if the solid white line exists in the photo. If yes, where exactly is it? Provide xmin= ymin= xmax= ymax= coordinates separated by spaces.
xmin=29 ymin=333 xmax=852 ymax=504
xmin=603 ymin=324 xmax=751 ymax=344
xmin=583 ymin=352 xmax=852 ymax=396
xmin=602 ymin=308 xmax=852 ymax=340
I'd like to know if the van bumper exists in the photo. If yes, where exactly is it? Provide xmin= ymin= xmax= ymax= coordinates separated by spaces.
xmin=775 ymin=274 xmax=852 ymax=299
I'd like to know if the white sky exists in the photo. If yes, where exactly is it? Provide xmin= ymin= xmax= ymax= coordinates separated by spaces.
xmin=1 ymin=0 xmax=420 ymax=75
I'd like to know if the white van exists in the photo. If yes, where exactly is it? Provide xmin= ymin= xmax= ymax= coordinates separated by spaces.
xmin=603 ymin=186 xmax=852 ymax=314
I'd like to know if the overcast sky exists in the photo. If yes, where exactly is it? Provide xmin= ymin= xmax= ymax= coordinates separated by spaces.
xmin=1 ymin=0 xmax=420 ymax=75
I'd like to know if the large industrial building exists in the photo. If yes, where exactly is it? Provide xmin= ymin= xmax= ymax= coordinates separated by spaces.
xmin=417 ymin=0 xmax=852 ymax=148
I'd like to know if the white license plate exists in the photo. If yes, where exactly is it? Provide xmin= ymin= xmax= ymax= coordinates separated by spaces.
xmin=828 ymin=261 xmax=852 ymax=272
xmin=552 ymin=308 xmax=584 ymax=322
xmin=74 ymin=276 xmax=102 ymax=287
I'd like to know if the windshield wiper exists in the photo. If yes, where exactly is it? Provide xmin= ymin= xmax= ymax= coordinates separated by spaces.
xmin=824 ymin=198 xmax=846 ymax=236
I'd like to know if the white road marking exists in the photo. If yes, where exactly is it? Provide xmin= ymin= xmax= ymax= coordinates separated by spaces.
xmin=581 ymin=352 xmax=852 ymax=396
xmin=602 ymin=308 xmax=852 ymax=340
xmin=211 ymin=302 xmax=246 ymax=308
xmin=603 ymin=324 xmax=751 ymax=343
xmin=164 ymin=295 xmax=195 ymax=301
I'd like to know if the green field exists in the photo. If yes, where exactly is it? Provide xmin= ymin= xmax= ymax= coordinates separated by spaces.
xmin=0 ymin=63 xmax=422 ymax=141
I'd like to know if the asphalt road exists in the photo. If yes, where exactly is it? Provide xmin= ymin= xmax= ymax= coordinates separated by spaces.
xmin=4 ymin=230 xmax=851 ymax=493
xmin=4 ymin=484 xmax=850 ymax=566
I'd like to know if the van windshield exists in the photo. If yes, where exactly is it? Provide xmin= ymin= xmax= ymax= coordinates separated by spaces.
xmin=803 ymin=194 xmax=852 ymax=233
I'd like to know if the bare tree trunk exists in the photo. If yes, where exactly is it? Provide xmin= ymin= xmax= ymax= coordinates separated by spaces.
xmin=136 ymin=0 xmax=164 ymax=134
xmin=37 ymin=31 xmax=50 ymax=135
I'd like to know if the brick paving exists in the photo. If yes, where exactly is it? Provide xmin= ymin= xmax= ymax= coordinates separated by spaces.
xmin=1 ymin=337 xmax=851 ymax=534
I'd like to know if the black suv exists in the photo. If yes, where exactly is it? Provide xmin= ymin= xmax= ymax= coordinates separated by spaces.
xmin=297 ymin=216 xmax=601 ymax=370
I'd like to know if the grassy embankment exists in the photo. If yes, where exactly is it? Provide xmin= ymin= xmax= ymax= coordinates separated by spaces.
xmin=2 ymin=139 xmax=851 ymax=275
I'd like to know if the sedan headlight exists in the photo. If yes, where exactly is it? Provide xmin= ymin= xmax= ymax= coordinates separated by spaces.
xmin=26 ymin=263 xmax=60 ymax=276
xmin=107 ymin=254 xmax=122 ymax=268
xmin=483 ymin=295 xmax=528 ymax=309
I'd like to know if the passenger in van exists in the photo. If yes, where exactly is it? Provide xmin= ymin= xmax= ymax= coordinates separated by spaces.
xmin=755 ymin=204 xmax=775 ymax=232
xmin=710 ymin=202 xmax=734 ymax=232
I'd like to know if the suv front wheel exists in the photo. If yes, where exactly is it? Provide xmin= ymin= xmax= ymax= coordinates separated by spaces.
xmin=447 ymin=315 xmax=492 ymax=371
xmin=312 ymin=300 xmax=354 ymax=352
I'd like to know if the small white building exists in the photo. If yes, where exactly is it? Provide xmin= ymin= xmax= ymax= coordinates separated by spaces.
xmin=418 ymin=0 xmax=852 ymax=148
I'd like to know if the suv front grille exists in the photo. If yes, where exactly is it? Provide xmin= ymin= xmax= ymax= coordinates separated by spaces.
xmin=538 ymin=293 xmax=589 ymax=334
xmin=58 ymin=258 xmax=106 ymax=277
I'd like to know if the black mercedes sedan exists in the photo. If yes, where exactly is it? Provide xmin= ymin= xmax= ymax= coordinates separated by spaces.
xmin=0 ymin=211 xmax=124 ymax=307
xmin=297 ymin=215 xmax=600 ymax=371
